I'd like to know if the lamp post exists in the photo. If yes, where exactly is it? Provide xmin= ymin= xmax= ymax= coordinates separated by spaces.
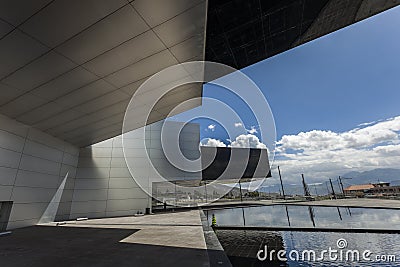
xmin=204 ymin=180 xmax=208 ymax=204
xmin=238 ymin=179 xmax=243 ymax=202
xmin=329 ymin=178 xmax=336 ymax=200
xmin=340 ymin=176 xmax=352 ymax=197
xmin=278 ymin=166 xmax=286 ymax=200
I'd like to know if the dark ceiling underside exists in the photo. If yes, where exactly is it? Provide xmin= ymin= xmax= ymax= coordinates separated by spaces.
xmin=0 ymin=0 xmax=399 ymax=147
xmin=205 ymin=0 xmax=400 ymax=69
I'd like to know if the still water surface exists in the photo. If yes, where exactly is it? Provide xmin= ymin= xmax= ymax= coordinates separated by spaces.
xmin=205 ymin=205 xmax=400 ymax=266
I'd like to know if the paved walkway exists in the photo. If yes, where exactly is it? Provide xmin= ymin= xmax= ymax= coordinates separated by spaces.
xmin=59 ymin=209 xmax=207 ymax=250
xmin=3 ymin=199 xmax=398 ymax=266
xmin=0 ymin=210 xmax=212 ymax=267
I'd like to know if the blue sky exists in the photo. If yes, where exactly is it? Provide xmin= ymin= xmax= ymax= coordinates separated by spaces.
xmin=176 ymin=5 xmax=400 ymax=140
xmin=170 ymin=6 xmax=400 ymax=184
xmin=245 ymin=6 xmax=400 ymax=139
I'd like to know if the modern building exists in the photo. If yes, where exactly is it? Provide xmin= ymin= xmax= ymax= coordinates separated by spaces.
xmin=0 ymin=0 xmax=399 ymax=231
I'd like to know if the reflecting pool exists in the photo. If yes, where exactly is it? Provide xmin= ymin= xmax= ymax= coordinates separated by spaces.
xmin=205 ymin=205 xmax=400 ymax=230
xmin=205 ymin=205 xmax=400 ymax=266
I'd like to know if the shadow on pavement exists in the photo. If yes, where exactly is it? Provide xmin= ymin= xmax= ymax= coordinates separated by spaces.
xmin=0 ymin=226 xmax=209 ymax=267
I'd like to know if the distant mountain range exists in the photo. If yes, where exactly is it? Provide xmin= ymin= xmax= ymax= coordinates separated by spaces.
xmin=342 ymin=168 xmax=400 ymax=186
xmin=257 ymin=168 xmax=400 ymax=195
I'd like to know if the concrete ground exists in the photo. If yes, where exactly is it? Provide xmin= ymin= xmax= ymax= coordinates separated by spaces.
xmin=1 ymin=198 xmax=398 ymax=266
xmin=58 ymin=209 xmax=207 ymax=250
xmin=0 ymin=210 xmax=216 ymax=267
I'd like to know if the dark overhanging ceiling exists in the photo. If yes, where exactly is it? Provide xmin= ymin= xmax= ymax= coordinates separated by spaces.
xmin=205 ymin=0 xmax=400 ymax=69
xmin=0 ymin=0 xmax=207 ymax=148
xmin=0 ymin=0 xmax=399 ymax=148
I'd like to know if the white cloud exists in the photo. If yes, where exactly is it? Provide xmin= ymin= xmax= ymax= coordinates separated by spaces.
xmin=200 ymin=134 xmax=267 ymax=149
xmin=201 ymin=138 xmax=227 ymax=147
xmin=247 ymin=126 xmax=258 ymax=134
xmin=207 ymin=124 xmax=216 ymax=131
xmin=274 ymin=116 xmax=400 ymax=184
xmin=233 ymin=123 xmax=258 ymax=135
xmin=230 ymin=134 xmax=267 ymax=149
xmin=357 ymin=119 xmax=384 ymax=127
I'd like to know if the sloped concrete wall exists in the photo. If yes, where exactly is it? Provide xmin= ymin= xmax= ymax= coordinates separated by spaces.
xmin=0 ymin=114 xmax=79 ymax=229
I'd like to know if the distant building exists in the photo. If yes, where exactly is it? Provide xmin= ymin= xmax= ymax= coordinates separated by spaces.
xmin=368 ymin=183 xmax=400 ymax=196
xmin=344 ymin=184 xmax=375 ymax=197
xmin=344 ymin=182 xmax=400 ymax=197
xmin=372 ymin=182 xmax=390 ymax=188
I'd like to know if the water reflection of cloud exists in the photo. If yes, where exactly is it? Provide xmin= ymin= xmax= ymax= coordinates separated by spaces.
xmin=207 ymin=205 xmax=400 ymax=229
xmin=283 ymin=232 xmax=400 ymax=266
xmin=209 ymin=206 xmax=400 ymax=266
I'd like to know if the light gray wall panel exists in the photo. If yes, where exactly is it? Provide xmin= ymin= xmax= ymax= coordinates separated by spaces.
xmin=19 ymin=155 xmax=61 ymax=176
xmin=106 ymin=198 xmax=148 ymax=212
xmin=0 ymin=130 xmax=25 ymax=152
xmin=110 ymin=157 xmax=128 ymax=168
xmin=108 ymin=178 xmax=138 ymax=189
xmin=62 ymin=152 xmax=79 ymax=167
xmin=14 ymin=170 xmax=59 ymax=189
xmin=64 ymin=143 xmax=80 ymax=156
xmin=0 ymin=185 xmax=13 ymax=200
xmin=0 ymin=114 xmax=79 ymax=229
xmin=60 ymin=164 xmax=77 ymax=180
xmin=107 ymin=188 xmax=144 ymax=200
xmin=0 ymin=114 xmax=29 ymax=137
xmin=27 ymin=127 xmax=67 ymax=150
xmin=0 ymin=148 xmax=21 ymax=169
xmin=109 ymin=167 xmax=131 ymax=178
xmin=111 ymin=147 xmax=124 ymax=158
xmin=105 ymin=210 xmax=135 ymax=217
xmin=74 ymin=178 xmax=108 ymax=189
xmin=12 ymin=187 xmax=57 ymax=204
xmin=59 ymin=190 xmax=74 ymax=203
xmin=9 ymin=203 xmax=48 ymax=221
xmin=6 ymin=218 xmax=38 ymax=230
xmin=71 ymin=120 xmax=200 ymax=219
xmin=62 ymin=174 xmax=76 ymax=191
xmin=72 ymin=189 xmax=108 ymax=202
xmin=23 ymin=140 xmax=64 ymax=162
xmin=80 ymin=147 xmax=113 ymax=158
xmin=78 ymin=157 xmax=111 ymax=168
xmin=55 ymin=201 xmax=73 ymax=221
xmin=70 ymin=200 xmax=107 ymax=214
xmin=0 ymin=167 xmax=18 ymax=186
xmin=75 ymin=167 xmax=110 ymax=179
